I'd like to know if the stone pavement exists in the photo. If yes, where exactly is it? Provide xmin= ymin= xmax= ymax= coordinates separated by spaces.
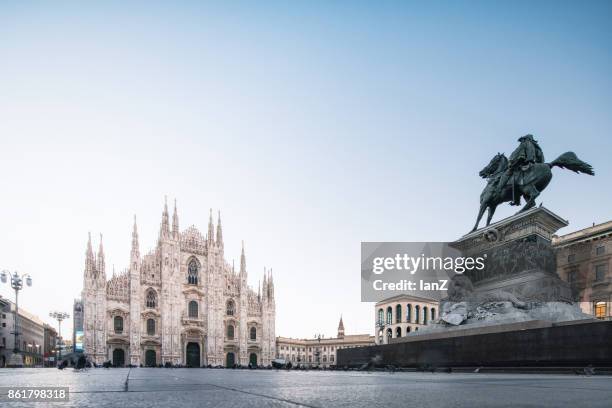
xmin=1 ymin=368 xmax=611 ymax=407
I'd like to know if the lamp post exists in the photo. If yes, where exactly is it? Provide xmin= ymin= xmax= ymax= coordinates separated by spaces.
xmin=1 ymin=270 xmax=33 ymax=368
xmin=49 ymin=311 xmax=70 ymax=363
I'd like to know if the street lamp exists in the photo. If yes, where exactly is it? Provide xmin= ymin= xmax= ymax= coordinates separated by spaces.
xmin=49 ymin=311 xmax=70 ymax=363
xmin=1 ymin=270 xmax=33 ymax=368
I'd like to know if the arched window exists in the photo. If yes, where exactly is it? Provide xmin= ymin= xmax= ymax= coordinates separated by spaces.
xmin=395 ymin=304 xmax=402 ymax=323
xmin=147 ymin=318 xmax=155 ymax=335
xmin=407 ymin=326 xmax=411 ymax=333
xmin=114 ymin=316 xmax=123 ymax=334
xmin=423 ymin=306 xmax=428 ymax=325
xmin=415 ymin=305 xmax=420 ymax=324
xmin=227 ymin=324 xmax=235 ymax=340
xmin=187 ymin=259 xmax=199 ymax=285
xmin=188 ymin=301 xmax=198 ymax=318
xmin=250 ymin=326 xmax=257 ymax=340
xmin=386 ymin=328 xmax=392 ymax=341
xmin=226 ymin=300 xmax=235 ymax=316
xmin=431 ymin=308 xmax=436 ymax=321
xmin=386 ymin=307 xmax=392 ymax=325
xmin=395 ymin=327 xmax=401 ymax=338
xmin=146 ymin=289 xmax=157 ymax=308
xmin=407 ymin=304 xmax=412 ymax=322
xmin=377 ymin=308 xmax=384 ymax=325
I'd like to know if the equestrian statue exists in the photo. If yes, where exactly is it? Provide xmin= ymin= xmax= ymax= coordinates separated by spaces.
xmin=470 ymin=134 xmax=594 ymax=232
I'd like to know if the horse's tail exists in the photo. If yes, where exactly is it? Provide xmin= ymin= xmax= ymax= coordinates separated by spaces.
xmin=548 ymin=152 xmax=594 ymax=175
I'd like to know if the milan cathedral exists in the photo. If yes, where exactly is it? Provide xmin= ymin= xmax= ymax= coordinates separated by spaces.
xmin=81 ymin=199 xmax=276 ymax=367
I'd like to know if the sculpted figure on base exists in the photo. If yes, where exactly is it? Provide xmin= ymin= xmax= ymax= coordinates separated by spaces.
xmin=470 ymin=134 xmax=594 ymax=232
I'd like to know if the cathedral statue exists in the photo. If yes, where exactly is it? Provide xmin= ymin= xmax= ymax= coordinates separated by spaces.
xmin=470 ymin=134 xmax=594 ymax=232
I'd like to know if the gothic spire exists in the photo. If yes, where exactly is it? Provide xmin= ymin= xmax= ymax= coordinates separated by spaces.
xmin=240 ymin=241 xmax=246 ymax=275
xmin=207 ymin=208 xmax=215 ymax=245
xmin=216 ymin=210 xmax=223 ymax=248
xmin=172 ymin=199 xmax=179 ymax=238
xmin=160 ymin=196 xmax=170 ymax=238
xmin=85 ymin=232 xmax=95 ymax=277
xmin=131 ymin=215 xmax=140 ymax=260
xmin=97 ymin=233 xmax=105 ymax=277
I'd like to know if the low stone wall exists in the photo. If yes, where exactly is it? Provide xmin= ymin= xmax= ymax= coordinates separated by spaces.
xmin=337 ymin=320 xmax=612 ymax=368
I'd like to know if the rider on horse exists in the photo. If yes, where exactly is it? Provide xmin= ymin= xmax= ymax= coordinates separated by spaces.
xmin=497 ymin=134 xmax=545 ymax=205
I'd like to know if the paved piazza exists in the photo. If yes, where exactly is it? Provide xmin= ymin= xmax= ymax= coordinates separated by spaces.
xmin=1 ymin=368 xmax=611 ymax=407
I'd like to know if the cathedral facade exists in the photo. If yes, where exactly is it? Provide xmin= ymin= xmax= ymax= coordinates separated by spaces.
xmin=81 ymin=199 xmax=276 ymax=367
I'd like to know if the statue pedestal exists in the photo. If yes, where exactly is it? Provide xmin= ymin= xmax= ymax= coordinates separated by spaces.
xmin=452 ymin=206 xmax=572 ymax=303
xmin=7 ymin=352 xmax=24 ymax=368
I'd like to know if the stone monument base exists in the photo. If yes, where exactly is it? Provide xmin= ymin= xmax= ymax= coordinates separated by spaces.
xmin=337 ymin=319 xmax=612 ymax=369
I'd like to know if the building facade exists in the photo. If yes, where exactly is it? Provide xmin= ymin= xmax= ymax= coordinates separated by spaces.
xmin=276 ymin=317 xmax=374 ymax=368
xmin=374 ymin=294 xmax=439 ymax=345
xmin=554 ymin=220 xmax=612 ymax=320
xmin=43 ymin=324 xmax=58 ymax=367
xmin=82 ymin=199 xmax=276 ymax=367
xmin=0 ymin=298 xmax=45 ymax=367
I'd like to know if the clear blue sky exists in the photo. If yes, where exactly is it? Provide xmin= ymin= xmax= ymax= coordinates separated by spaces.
xmin=0 ymin=1 xmax=610 ymax=338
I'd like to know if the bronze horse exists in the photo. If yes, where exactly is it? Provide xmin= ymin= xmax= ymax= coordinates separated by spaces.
xmin=471 ymin=151 xmax=594 ymax=232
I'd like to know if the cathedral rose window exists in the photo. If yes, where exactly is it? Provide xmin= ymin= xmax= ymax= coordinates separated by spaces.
xmin=146 ymin=289 xmax=157 ymax=308
xmin=187 ymin=259 xmax=199 ymax=285
xmin=226 ymin=300 xmax=235 ymax=316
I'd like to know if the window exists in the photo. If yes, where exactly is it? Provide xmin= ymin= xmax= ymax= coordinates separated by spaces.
xmin=386 ymin=307 xmax=392 ymax=325
xmin=187 ymin=259 xmax=199 ymax=285
xmin=188 ymin=301 xmax=198 ymax=318
xmin=431 ymin=308 xmax=436 ymax=321
xmin=377 ymin=308 xmax=383 ymax=325
xmin=331 ymin=355 xmax=334 ymax=362
xmin=147 ymin=318 xmax=155 ymax=335
xmin=146 ymin=289 xmax=157 ymax=308
xmin=114 ymin=316 xmax=124 ymax=334
xmin=395 ymin=327 xmax=401 ymax=338
xmin=227 ymin=324 xmax=234 ymax=340
xmin=407 ymin=304 xmax=412 ymax=322
xmin=423 ymin=306 xmax=428 ymax=325
xmin=568 ymin=254 xmax=576 ymax=263
xmin=395 ymin=304 xmax=402 ymax=323
xmin=596 ymin=246 xmax=605 ymax=256
xmin=595 ymin=302 xmax=607 ymax=319
xmin=226 ymin=300 xmax=235 ymax=316
xmin=415 ymin=305 xmax=420 ymax=324
xmin=595 ymin=264 xmax=608 ymax=282
xmin=250 ymin=326 xmax=256 ymax=340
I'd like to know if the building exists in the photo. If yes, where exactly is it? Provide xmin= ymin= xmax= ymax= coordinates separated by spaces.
xmin=0 ymin=296 xmax=9 ymax=367
xmin=73 ymin=299 xmax=84 ymax=353
xmin=82 ymin=199 xmax=276 ymax=367
xmin=374 ymin=294 xmax=439 ymax=345
xmin=43 ymin=324 xmax=58 ymax=367
xmin=276 ymin=317 xmax=374 ymax=368
xmin=554 ymin=220 xmax=612 ymax=320
xmin=0 ymin=298 xmax=45 ymax=367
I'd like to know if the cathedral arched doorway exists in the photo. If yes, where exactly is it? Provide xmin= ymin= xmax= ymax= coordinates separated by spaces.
xmin=186 ymin=342 xmax=200 ymax=368
xmin=226 ymin=352 xmax=235 ymax=367
xmin=249 ymin=353 xmax=258 ymax=366
xmin=145 ymin=350 xmax=156 ymax=367
xmin=113 ymin=348 xmax=125 ymax=367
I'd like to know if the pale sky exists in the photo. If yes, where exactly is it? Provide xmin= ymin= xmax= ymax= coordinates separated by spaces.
xmin=1 ymin=1 xmax=611 ymax=340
